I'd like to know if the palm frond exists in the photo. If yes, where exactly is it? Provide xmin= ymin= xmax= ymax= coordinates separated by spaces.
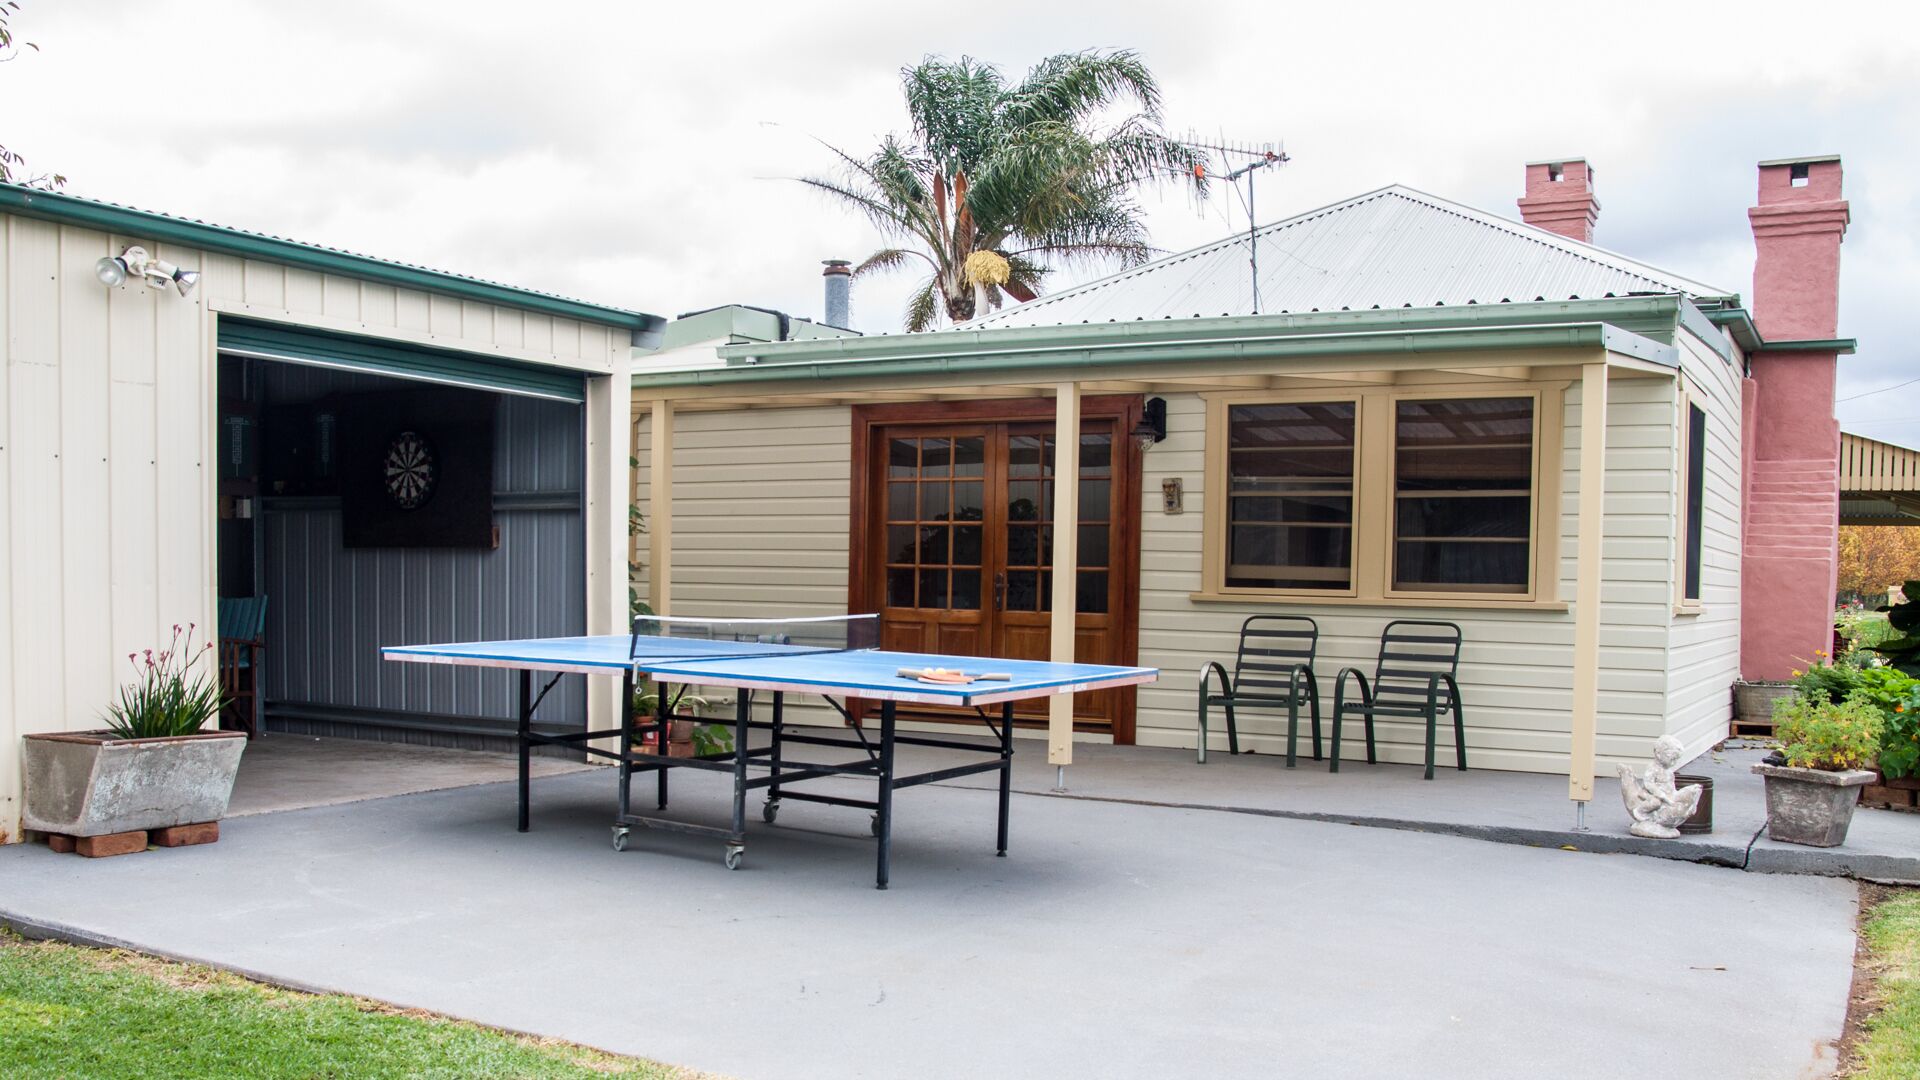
xmin=1000 ymin=50 xmax=1163 ymax=130
xmin=854 ymin=248 xmax=932 ymax=277
xmin=904 ymin=279 xmax=940 ymax=333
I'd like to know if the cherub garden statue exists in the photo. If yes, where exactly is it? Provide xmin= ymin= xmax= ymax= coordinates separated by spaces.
xmin=1617 ymin=735 xmax=1704 ymax=839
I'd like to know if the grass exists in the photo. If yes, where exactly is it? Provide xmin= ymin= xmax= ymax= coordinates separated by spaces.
xmin=1847 ymin=888 xmax=1920 ymax=1078
xmin=0 ymin=930 xmax=693 ymax=1080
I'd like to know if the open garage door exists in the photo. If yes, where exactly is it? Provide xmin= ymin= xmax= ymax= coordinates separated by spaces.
xmin=217 ymin=317 xmax=587 ymax=402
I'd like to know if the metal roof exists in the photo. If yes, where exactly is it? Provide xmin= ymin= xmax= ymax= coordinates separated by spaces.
xmin=0 ymin=183 xmax=664 ymax=337
xmin=970 ymin=185 xmax=1734 ymax=330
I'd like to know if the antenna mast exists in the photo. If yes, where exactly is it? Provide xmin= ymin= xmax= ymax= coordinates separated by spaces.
xmin=1187 ymin=137 xmax=1290 ymax=314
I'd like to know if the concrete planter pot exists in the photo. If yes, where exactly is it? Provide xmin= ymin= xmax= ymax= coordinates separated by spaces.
xmin=1751 ymin=762 xmax=1875 ymax=847
xmin=22 ymin=729 xmax=246 ymax=837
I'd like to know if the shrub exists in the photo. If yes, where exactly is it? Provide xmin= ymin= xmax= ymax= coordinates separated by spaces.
xmin=1870 ymin=581 xmax=1920 ymax=677
xmin=1772 ymin=690 xmax=1884 ymax=772
xmin=1860 ymin=667 xmax=1920 ymax=780
xmin=102 ymin=624 xmax=227 ymax=740
xmin=1793 ymin=657 xmax=1865 ymax=705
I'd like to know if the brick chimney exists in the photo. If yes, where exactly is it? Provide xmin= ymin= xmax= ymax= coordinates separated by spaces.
xmin=1739 ymin=155 xmax=1850 ymax=681
xmin=1517 ymin=158 xmax=1600 ymax=243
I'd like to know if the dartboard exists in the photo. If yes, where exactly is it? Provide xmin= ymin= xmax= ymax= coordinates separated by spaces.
xmin=382 ymin=431 xmax=436 ymax=509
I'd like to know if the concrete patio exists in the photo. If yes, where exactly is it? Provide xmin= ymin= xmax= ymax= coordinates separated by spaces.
xmin=0 ymin=735 xmax=1869 ymax=1079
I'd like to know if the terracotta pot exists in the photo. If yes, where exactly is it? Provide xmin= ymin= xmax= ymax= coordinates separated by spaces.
xmin=23 ymin=729 xmax=246 ymax=837
xmin=1751 ymin=762 xmax=1875 ymax=847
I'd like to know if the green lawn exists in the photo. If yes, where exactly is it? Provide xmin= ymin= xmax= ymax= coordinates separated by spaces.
xmin=0 ymin=931 xmax=690 ymax=1079
xmin=1851 ymin=890 xmax=1920 ymax=1078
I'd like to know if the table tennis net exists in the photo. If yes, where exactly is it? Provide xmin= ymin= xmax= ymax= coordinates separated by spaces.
xmin=628 ymin=614 xmax=880 ymax=663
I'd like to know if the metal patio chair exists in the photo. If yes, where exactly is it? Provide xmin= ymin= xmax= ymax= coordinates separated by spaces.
xmin=1197 ymin=615 xmax=1322 ymax=767
xmin=218 ymin=595 xmax=268 ymax=739
xmin=1331 ymin=620 xmax=1465 ymax=780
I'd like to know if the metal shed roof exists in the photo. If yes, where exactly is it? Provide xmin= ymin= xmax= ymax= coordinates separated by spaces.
xmin=970 ymin=185 xmax=1734 ymax=329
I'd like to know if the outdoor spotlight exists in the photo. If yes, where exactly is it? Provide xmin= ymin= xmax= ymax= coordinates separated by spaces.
xmin=94 ymin=245 xmax=150 ymax=289
xmin=170 ymin=267 xmax=200 ymax=297
xmin=1132 ymin=397 xmax=1168 ymax=450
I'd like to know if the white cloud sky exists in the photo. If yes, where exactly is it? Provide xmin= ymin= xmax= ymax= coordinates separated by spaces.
xmin=6 ymin=0 xmax=1915 ymax=436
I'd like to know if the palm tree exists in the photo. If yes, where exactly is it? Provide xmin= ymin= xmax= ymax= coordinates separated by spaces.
xmin=804 ymin=50 xmax=1206 ymax=331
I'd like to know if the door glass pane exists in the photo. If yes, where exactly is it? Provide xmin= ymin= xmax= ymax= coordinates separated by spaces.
xmin=1009 ymin=435 xmax=1045 ymax=478
xmin=1081 ymin=478 xmax=1111 ymax=522
xmin=1079 ymin=525 xmax=1109 ymax=568
xmin=921 ymin=437 xmax=952 ymax=476
xmin=888 ymin=438 xmax=918 ymax=478
xmin=1006 ymin=570 xmax=1039 ymax=611
xmin=953 ymin=481 xmax=984 ymax=522
xmin=953 ymin=436 xmax=985 ymax=478
xmin=887 ymin=525 xmax=916 ymax=564
xmin=1081 ymin=433 xmax=1112 ymax=477
xmin=1391 ymin=397 xmax=1534 ymax=593
xmin=921 ymin=482 xmax=950 ymax=522
xmin=888 ymin=482 xmax=915 ymax=521
xmin=1006 ymin=525 xmax=1040 ymax=567
xmin=951 ymin=569 xmax=981 ymax=610
xmin=1077 ymin=570 xmax=1108 ymax=614
xmin=1008 ymin=481 xmax=1043 ymax=521
xmin=953 ymin=525 xmax=982 ymax=565
xmin=919 ymin=568 xmax=948 ymax=610
xmin=921 ymin=525 xmax=949 ymax=564
xmin=1226 ymin=401 xmax=1356 ymax=590
xmin=886 ymin=567 xmax=915 ymax=607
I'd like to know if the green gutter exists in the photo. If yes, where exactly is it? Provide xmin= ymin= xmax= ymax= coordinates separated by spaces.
xmin=1756 ymin=338 xmax=1857 ymax=355
xmin=708 ymin=295 xmax=1685 ymax=371
xmin=1702 ymin=307 xmax=1763 ymax=354
xmin=635 ymin=321 xmax=1673 ymax=391
xmin=0 ymin=184 xmax=665 ymax=341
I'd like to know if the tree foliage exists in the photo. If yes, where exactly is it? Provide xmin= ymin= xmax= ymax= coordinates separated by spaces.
xmin=0 ymin=1 xmax=63 ymax=189
xmin=803 ymin=50 xmax=1206 ymax=331
xmin=1839 ymin=526 xmax=1920 ymax=601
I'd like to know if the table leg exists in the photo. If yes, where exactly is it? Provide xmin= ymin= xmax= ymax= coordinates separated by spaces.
xmin=516 ymin=669 xmax=531 ymax=833
xmin=765 ymin=692 xmax=785 ymax=822
xmin=656 ymin=681 xmax=670 ymax=810
xmin=617 ymin=670 xmax=634 ymax=824
xmin=728 ymin=690 xmax=750 ymax=868
xmin=876 ymin=699 xmax=896 ymax=890
xmin=997 ymin=700 xmax=1013 ymax=856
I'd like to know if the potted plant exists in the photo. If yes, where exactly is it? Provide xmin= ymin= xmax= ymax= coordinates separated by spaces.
xmin=632 ymin=680 xmax=728 ymax=758
xmin=22 ymin=624 xmax=245 ymax=853
xmin=1752 ymin=689 xmax=1883 ymax=847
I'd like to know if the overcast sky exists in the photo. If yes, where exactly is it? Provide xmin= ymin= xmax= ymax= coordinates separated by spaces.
xmin=6 ymin=1 xmax=1914 ymax=438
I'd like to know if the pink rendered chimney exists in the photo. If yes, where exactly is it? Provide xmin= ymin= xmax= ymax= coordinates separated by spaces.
xmin=1517 ymin=158 xmax=1600 ymax=243
xmin=1739 ymin=155 xmax=1850 ymax=682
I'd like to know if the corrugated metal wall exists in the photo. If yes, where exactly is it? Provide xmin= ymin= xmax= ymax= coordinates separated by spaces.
xmin=257 ymin=363 xmax=587 ymax=745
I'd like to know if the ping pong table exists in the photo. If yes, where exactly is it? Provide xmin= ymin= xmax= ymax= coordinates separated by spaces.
xmin=382 ymin=615 xmax=1158 ymax=888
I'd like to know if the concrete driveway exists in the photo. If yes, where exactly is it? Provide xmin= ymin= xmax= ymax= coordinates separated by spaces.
xmin=0 ymin=766 xmax=1858 ymax=1079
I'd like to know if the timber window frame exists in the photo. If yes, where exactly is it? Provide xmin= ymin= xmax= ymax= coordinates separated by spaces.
xmin=1674 ymin=388 xmax=1708 ymax=613
xmin=1199 ymin=383 xmax=1566 ymax=609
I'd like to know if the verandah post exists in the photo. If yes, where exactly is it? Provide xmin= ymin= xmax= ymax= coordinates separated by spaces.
xmin=1049 ymin=381 xmax=1081 ymax=788
xmin=1568 ymin=361 xmax=1609 ymax=819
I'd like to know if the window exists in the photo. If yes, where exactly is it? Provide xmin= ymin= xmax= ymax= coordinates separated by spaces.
xmin=1681 ymin=401 xmax=1707 ymax=604
xmin=1225 ymin=402 xmax=1357 ymax=590
xmin=1204 ymin=386 xmax=1559 ymax=606
xmin=1392 ymin=398 xmax=1535 ymax=594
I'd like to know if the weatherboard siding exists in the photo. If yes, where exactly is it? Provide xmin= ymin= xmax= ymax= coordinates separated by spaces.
xmin=0 ymin=208 xmax=632 ymax=842
xmin=632 ymin=405 xmax=853 ymax=726
xmin=1665 ymin=330 xmax=1744 ymax=759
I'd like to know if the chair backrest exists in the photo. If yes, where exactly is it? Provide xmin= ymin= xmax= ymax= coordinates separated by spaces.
xmin=1233 ymin=615 xmax=1319 ymax=694
xmin=219 ymin=595 xmax=269 ymax=642
xmin=1371 ymin=620 xmax=1462 ymax=703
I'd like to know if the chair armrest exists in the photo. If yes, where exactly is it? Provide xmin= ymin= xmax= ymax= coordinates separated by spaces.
xmin=1199 ymin=661 xmax=1233 ymax=698
xmin=1439 ymin=673 xmax=1462 ymax=708
xmin=1333 ymin=667 xmax=1371 ymax=707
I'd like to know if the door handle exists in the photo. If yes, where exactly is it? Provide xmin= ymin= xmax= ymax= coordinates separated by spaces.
xmin=994 ymin=572 xmax=1007 ymax=610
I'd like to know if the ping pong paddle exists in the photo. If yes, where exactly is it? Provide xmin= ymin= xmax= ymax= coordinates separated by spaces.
xmin=896 ymin=667 xmax=1013 ymax=684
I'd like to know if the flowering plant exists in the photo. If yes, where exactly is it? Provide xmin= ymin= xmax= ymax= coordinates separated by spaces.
xmin=1771 ymin=690 xmax=1884 ymax=772
xmin=102 ymin=624 xmax=228 ymax=740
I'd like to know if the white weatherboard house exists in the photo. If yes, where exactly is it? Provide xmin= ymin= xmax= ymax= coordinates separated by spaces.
xmin=632 ymin=157 xmax=1855 ymax=804
xmin=0 ymin=184 xmax=662 ymax=843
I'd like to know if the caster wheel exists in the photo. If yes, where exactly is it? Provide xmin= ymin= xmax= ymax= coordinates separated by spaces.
xmin=762 ymin=800 xmax=779 ymax=824
xmin=724 ymin=846 xmax=744 ymax=871
xmin=611 ymin=827 xmax=629 ymax=852
xmin=869 ymin=812 xmax=882 ymax=838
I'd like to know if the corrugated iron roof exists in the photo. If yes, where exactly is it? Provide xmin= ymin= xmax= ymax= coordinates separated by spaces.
xmin=971 ymin=185 xmax=1733 ymax=329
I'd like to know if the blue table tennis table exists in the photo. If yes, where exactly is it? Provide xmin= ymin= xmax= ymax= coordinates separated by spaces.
xmin=382 ymin=617 xmax=1158 ymax=888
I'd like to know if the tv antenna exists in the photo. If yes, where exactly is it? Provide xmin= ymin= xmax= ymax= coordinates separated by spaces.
xmin=1186 ymin=137 xmax=1290 ymax=314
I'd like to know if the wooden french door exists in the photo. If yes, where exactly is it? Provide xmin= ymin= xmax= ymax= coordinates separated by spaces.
xmin=850 ymin=398 xmax=1142 ymax=740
